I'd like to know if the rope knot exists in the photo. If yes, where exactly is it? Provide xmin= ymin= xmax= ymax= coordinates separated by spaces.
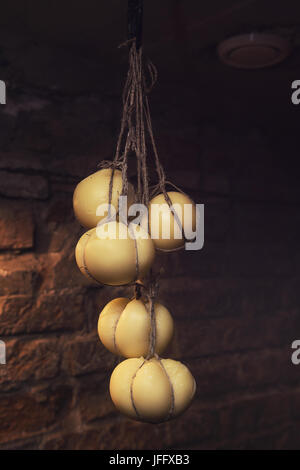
xmin=97 ymin=160 xmax=124 ymax=171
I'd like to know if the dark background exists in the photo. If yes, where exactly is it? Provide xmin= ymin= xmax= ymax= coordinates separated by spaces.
xmin=0 ymin=0 xmax=300 ymax=450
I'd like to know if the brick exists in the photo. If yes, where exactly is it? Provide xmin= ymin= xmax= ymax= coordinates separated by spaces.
xmin=0 ymin=254 xmax=39 ymax=295
xmin=291 ymin=389 xmax=300 ymax=419
xmin=47 ymin=221 xmax=81 ymax=254
xmin=0 ymin=200 xmax=34 ymax=250
xmin=238 ymin=426 xmax=292 ymax=450
xmin=164 ymin=405 xmax=218 ymax=449
xmin=34 ymin=195 xmax=82 ymax=253
xmin=201 ymin=197 xmax=230 ymax=242
xmin=0 ymin=152 xmax=44 ymax=172
xmin=32 ymin=289 xmax=86 ymax=332
xmin=49 ymin=149 xmax=111 ymax=179
xmin=52 ymin=405 xmax=216 ymax=451
xmin=0 ymin=383 xmax=73 ymax=444
xmin=18 ymin=44 xmax=111 ymax=94
xmin=41 ymin=416 xmax=180 ymax=450
xmin=228 ymin=242 xmax=294 ymax=278
xmin=166 ymin=169 xmax=201 ymax=191
xmin=281 ymin=278 xmax=300 ymax=310
xmin=154 ymin=242 xmax=226 ymax=279
xmin=190 ymin=348 xmax=299 ymax=398
xmin=220 ymin=392 xmax=292 ymax=442
xmin=0 ymin=295 xmax=33 ymax=334
xmin=292 ymin=249 xmax=300 ymax=277
xmin=0 ymin=115 xmax=15 ymax=149
xmin=0 ymin=337 xmax=60 ymax=390
xmin=156 ymin=129 xmax=202 ymax=173
xmin=201 ymin=172 xmax=230 ymax=195
xmin=61 ymin=333 xmax=115 ymax=377
xmin=232 ymin=172 xmax=300 ymax=203
xmin=44 ymin=195 xmax=75 ymax=226
xmin=254 ymin=393 xmax=291 ymax=430
xmin=35 ymin=198 xmax=84 ymax=263
xmin=41 ymin=423 xmax=164 ymax=450
xmin=241 ymin=278 xmax=284 ymax=316
xmin=159 ymin=277 xmax=243 ymax=319
xmin=173 ymin=309 xmax=300 ymax=359
xmin=232 ymin=202 xmax=300 ymax=243
xmin=45 ymin=115 xmax=113 ymax=161
xmin=32 ymin=250 xmax=87 ymax=292
xmin=48 ymin=178 xmax=76 ymax=195
xmin=77 ymin=373 xmax=116 ymax=423
xmin=0 ymin=151 xmax=101 ymax=181
xmin=0 ymin=289 xmax=85 ymax=335
xmin=281 ymin=423 xmax=300 ymax=450
xmin=42 ymin=386 xmax=217 ymax=450
xmin=0 ymin=171 xmax=49 ymax=199
xmin=85 ymin=284 xmax=133 ymax=333
xmin=0 ymin=437 xmax=40 ymax=450
xmin=37 ymin=252 xmax=91 ymax=292
xmin=200 ymin=133 xmax=232 ymax=174
xmin=12 ymin=117 xmax=51 ymax=153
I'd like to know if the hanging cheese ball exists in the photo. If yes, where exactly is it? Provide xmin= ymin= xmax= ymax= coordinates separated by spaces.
xmin=75 ymin=228 xmax=96 ymax=281
xmin=109 ymin=357 xmax=196 ymax=423
xmin=73 ymin=168 xmax=135 ymax=229
xmin=75 ymin=222 xmax=155 ymax=286
xmin=147 ymin=191 xmax=196 ymax=252
xmin=98 ymin=297 xmax=174 ymax=357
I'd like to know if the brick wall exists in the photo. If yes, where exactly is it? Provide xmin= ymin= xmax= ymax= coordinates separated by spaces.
xmin=0 ymin=38 xmax=300 ymax=450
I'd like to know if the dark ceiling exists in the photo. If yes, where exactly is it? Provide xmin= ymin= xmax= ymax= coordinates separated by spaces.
xmin=1 ymin=0 xmax=300 ymax=131
xmin=1 ymin=0 xmax=300 ymax=53
xmin=1 ymin=0 xmax=300 ymax=50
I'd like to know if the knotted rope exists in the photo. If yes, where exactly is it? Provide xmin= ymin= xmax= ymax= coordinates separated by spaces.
xmin=98 ymin=38 xmax=184 ymax=355
xmin=145 ymin=274 xmax=159 ymax=360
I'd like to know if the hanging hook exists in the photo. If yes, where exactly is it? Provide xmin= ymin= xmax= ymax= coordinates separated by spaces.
xmin=128 ymin=0 xmax=143 ymax=49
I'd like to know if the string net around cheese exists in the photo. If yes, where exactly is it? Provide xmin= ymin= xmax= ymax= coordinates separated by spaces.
xmin=75 ymin=222 xmax=155 ymax=286
xmin=98 ymin=297 xmax=174 ymax=357
xmin=73 ymin=168 xmax=135 ymax=229
xmin=147 ymin=191 xmax=197 ymax=252
xmin=109 ymin=357 xmax=196 ymax=423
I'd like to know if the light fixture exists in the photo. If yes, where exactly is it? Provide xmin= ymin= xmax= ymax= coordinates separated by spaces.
xmin=217 ymin=32 xmax=292 ymax=69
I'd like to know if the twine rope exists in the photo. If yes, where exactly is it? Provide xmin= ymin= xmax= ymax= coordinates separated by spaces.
xmin=100 ymin=39 xmax=184 ymax=356
xmin=115 ymin=40 xmax=182 ymax=357
xmin=110 ymin=41 xmax=160 ymax=208
xmin=145 ymin=272 xmax=159 ymax=359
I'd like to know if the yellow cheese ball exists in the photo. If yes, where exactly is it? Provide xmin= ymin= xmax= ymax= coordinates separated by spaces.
xmin=73 ymin=168 xmax=135 ymax=229
xmin=75 ymin=222 xmax=155 ymax=286
xmin=109 ymin=357 xmax=196 ymax=423
xmin=148 ymin=191 xmax=196 ymax=252
xmin=75 ymin=228 xmax=96 ymax=281
xmin=98 ymin=297 xmax=174 ymax=357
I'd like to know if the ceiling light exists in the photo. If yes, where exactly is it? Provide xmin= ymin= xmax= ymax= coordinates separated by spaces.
xmin=217 ymin=32 xmax=292 ymax=69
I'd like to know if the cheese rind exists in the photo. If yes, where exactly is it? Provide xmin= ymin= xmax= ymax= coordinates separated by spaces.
xmin=109 ymin=357 xmax=196 ymax=423
xmin=109 ymin=357 xmax=145 ymax=419
xmin=73 ymin=168 xmax=135 ymax=229
xmin=98 ymin=298 xmax=174 ymax=358
xmin=98 ymin=297 xmax=130 ymax=354
xmin=75 ymin=222 xmax=155 ymax=286
xmin=161 ymin=358 xmax=196 ymax=416
xmin=148 ymin=191 xmax=196 ymax=251
xmin=132 ymin=358 xmax=172 ymax=422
